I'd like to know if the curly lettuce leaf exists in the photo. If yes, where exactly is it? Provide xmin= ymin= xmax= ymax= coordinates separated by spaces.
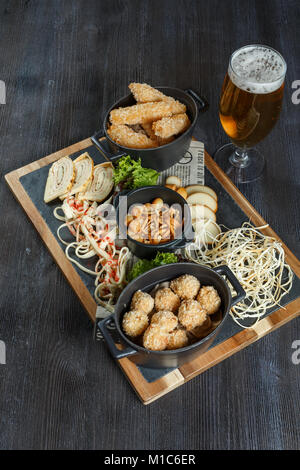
xmin=113 ymin=155 xmax=159 ymax=189
xmin=152 ymin=252 xmax=178 ymax=267
xmin=127 ymin=259 xmax=154 ymax=282
xmin=127 ymin=252 xmax=178 ymax=282
xmin=131 ymin=166 xmax=159 ymax=188
xmin=113 ymin=155 xmax=140 ymax=186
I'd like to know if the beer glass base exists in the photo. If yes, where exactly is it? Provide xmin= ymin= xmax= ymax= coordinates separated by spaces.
xmin=213 ymin=143 xmax=265 ymax=184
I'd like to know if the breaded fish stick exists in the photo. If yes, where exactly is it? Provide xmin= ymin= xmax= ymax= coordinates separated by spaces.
xmin=141 ymin=122 xmax=158 ymax=140
xmin=107 ymin=124 xmax=158 ymax=149
xmin=110 ymin=101 xmax=186 ymax=126
xmin=129 ymin=83 xmax=170 ymax=103
xmin=152 ymin=113 xmax=191 ymax=139
xmin=142 ymin=122 xmax=175 ymax=146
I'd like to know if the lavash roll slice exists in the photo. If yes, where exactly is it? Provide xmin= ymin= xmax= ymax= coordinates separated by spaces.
xmin=60 ymin=152 xmax=94 ymax=199
xmin=44 ymin=156 xmax=75 ymax=203
xmin=78 ymin=162 xmax=114 ymax=202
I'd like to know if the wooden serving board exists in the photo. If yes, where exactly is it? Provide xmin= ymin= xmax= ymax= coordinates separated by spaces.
xmin=5 ymin=137 xmax=300 ymax=405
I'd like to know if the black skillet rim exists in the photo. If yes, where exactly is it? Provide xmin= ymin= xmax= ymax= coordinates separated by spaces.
xmin=116 ymin=185 xmax=192 ymax=249
xmin=103 ymin=86 xmax=198 ymax=152
xmin=114 ymin=263 xmax=232 ymax=356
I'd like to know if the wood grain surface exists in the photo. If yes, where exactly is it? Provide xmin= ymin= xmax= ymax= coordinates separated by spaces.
xmin=6 ymin=139 xmax=300 ymax=405
xmin=0 ymin=0 xmax=299 ymax=450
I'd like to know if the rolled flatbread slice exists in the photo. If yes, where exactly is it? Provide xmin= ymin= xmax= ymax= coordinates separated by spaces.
xmin=44 ymin=156 xmax=75 ymax=203
xmin=60 ymin=152 xmax=94 ymax=199
xmin=78 ymin=163 xmax=114 ymax=202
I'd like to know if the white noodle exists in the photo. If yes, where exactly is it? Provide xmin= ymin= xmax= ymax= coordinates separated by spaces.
xmin=185 ymin=222 xmax=293 ymax=328
xmin=53 ymin=206 xmax=66 ymax=221
xmin=53 ymin=197 xmax=131 ymax=314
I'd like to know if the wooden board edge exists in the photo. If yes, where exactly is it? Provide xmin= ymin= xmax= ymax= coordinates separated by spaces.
xmin=5 ymin=137 xmax=300 ymax=404
xmin=5 ymin=145 xmax=97 ymax=322
xmin=204 ymin=151 xmax=300 ymax=276
xmin=118 ymin=358 xmax=185 ymax=405
xmin=120 ymin=297 xmax=300 ymax=404
xmin=179 ymin=296 xmax=300 ymax=381
xmin=5 ymin=137 xmax=92 ymax=180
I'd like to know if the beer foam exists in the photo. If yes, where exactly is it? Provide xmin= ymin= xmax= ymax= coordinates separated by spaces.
xmin=228 ymin=46 xmax=286 ymax=94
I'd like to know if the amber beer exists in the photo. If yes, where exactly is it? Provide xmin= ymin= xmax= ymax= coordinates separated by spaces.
xmin=219 ymin=46 xmax=286 ymax=148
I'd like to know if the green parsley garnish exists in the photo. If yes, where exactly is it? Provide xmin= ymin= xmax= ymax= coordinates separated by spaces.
xmin=127 ymin=252 xmax=178 ymax=282
xmin=114 ymin=155 xmax=159 ymax=189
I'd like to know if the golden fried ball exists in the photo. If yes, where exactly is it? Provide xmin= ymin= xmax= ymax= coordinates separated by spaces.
xmin=143 ymin=325 xmax=168 ymax=351
xmin=122 ymin=310 xmax=149 ymax=337
xmin=167 ymin=329 xmax=189 ymax=350
xmin=130 ymin=290 xmax=154 ymax=315
xmin=190 ymin=316 xmax=213 ymax=339
xmin=178 ymin=300 xmax=207 ymax=330
xmin=170 ymin=274 xmax=200 ymax=300
xmin=154 ymin=287 xmax=180 ymax=313
xmin=197 ymin=285 xmax=221 ymax=315
xmin=151 ymin=310 xmax=178 ymax=332
xmin=130 ymin=204 xmax=147 ymax=218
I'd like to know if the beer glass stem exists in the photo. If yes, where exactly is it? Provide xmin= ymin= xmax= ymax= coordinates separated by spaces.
xmin=229 ymin=147 xmax=249 ymax=168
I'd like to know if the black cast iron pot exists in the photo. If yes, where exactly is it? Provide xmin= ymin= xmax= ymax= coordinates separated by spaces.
xmin=114 ymin=185 xmax=194 ymax=258
xmin=99 ymin=263 xmax=246 ymax=369
xmin=91 ymin=88 xmax=208 ymax=172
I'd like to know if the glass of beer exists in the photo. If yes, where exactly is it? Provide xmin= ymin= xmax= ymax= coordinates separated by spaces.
xmin=215 ymin=45 xmax=286 ymax=183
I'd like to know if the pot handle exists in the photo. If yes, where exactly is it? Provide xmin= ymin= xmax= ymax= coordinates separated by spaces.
xmin=98 ymin=314 xmax=138 ymax=360
xmin=213 ymin=265 xmax=246 ymax=306
xmin=113 ymin=189 xmax=130 ymax=210
xmin=173 ymin=237 xmax=191 ymax=249
xmin=185 ymin=89 xmax=209 ymax=112
xmin=91 ymin=130 xmax=126 ymax=163
xmin=173 ymin=224 xmax=195 ymax=249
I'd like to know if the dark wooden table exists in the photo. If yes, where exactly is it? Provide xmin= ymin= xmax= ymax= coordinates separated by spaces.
xmin=0 ymin=0 xmax=299 ymax=450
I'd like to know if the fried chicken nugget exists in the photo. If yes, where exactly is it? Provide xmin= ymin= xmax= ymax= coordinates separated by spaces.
xmin=122 ymin=310 xmax=149 ymax=337
xmin=197 ymin=286 xmax=221 ymax=315
xmin=151 ymin=311 xmax=178 ymax=332
xmin=109 ymin=101 xmax=186 ymax=126
xmin=170 ymin=274 xmax=200 ymax=300
xmin=152 ymin=113 xmax=191 ymax=139
xmin=178 ymin=300 xmax=207 ymax=331
xmin=143 ymin=325 xmax=168 ymax=351
xmin=131 ymin=290 xmax=154 ymax=315
xmin=107 ymin=124 xmax=158 ymax=149
xmin=167 ymin=328 xmax=189 ymax=350
xmin=154 ymin=288 xmax=180 ymax=313
xmin=129 ymin=83 xmax=169 ymax=103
